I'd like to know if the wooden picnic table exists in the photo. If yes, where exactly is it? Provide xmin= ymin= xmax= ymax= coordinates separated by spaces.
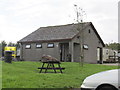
xmin=38 ymin=61 xmax=65 ymax=73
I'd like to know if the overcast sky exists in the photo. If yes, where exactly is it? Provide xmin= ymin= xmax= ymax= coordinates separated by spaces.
xmin=0 ymin=0 xmax=119 ymax=44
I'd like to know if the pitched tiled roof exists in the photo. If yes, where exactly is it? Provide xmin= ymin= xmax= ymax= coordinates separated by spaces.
xmin=18 ymin=22 xmax=105 ymax=46
xmin=18 ymin=22 xmax=89 ymax=43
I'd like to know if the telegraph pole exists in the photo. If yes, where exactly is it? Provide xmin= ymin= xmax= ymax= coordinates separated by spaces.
xmin=74 ymin=4 xmax=86 ymax=66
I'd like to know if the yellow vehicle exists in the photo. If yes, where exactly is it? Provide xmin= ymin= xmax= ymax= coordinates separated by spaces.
xmin=4 ymin=47 xmax=16 ymax=58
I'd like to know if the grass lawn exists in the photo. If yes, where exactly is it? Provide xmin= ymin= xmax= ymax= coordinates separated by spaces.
xmin=2 ymin=61 xmax=118 ymax=88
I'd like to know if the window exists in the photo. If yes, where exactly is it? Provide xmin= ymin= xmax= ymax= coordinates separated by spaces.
xmin=88 ymin=29 xmax=91 ymax=33
xmin=47 ymin=43 xmax=54 ymax=48
xmin=36 ymin=44 xmax=42 ymax=48
xmin=106 ymin=50 xmax=108 ymax=55
xmin=25 ymin=44 xmax=31 ymax=49
xmin=83 ymin=44 xmax=88 ymax=50
xmin=98 ymin=41 xmax=101 ymax=44
xmin=77 ymin=36 xmax=80 ymax=39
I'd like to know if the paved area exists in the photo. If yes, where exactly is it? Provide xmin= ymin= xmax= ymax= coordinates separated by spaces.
xmin=102 ymin=63 xmax=119 ymax=66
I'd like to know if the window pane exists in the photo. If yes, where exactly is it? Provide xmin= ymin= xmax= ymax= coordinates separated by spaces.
xmin=83 ymin=44 xmax=88 ymax=49
xmin=36 ymin=44 xmax=42 ymax=48
xmin=25 ymin=45 xmax=31 ymax=49
xmin=47 ymin=43 xmax=54 ymax=48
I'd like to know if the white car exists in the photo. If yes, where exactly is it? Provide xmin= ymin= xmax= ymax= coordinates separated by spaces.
xmin=81 ymin=69 xmax=120 ymax=90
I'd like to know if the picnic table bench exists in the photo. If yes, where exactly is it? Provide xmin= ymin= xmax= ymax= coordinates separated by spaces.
xmin=38 ymin=61 xmax=65 ymax=73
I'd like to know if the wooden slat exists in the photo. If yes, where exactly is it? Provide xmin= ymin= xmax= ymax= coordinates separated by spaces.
xmin=38 ymin=67 xmax=65 ymax=69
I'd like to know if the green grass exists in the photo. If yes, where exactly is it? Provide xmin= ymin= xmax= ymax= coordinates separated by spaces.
xmin=2 ymin=61 xmax=118 ymax=88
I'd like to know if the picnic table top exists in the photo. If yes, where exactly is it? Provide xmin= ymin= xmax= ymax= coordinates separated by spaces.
xmin=41 ymin=60 xmax=60 ymax=63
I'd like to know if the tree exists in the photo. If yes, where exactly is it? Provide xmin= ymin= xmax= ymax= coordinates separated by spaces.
xmin=8 ymin=42 xmax=15 ymax=46
xmin=74 ymin=4 xmax=86 ymax=67
xmin=15 ymin=43 xmax=20 ymax=49
xmin=1 ymin=41 xmax=7 ymax=56
xmin=105 ymin=43 xmax=120 ymax=50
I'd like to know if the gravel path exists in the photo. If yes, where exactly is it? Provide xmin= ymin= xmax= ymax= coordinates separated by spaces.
xmin=102 ymin=63 xmax=119 ymax=66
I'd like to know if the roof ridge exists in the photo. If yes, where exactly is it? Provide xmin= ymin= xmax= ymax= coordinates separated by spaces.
xmin=40 ymin=23 xmax=75 ymax=28
xmin=40 ymin=22 xmax=91 ymax=28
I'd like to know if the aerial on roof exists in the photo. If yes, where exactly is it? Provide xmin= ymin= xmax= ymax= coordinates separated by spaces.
xmin=18 ymin=22 xmax=104 ymax=46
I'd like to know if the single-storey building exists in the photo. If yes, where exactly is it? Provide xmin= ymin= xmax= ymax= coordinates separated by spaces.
xmin=18 ymin=22 xmax=105 ymax=63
